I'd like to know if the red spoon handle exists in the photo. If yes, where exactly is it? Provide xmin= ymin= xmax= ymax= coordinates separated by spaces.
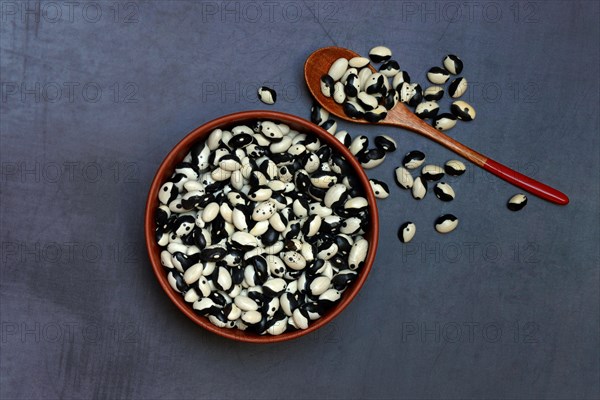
xmin=482 ymin=158 xmax=569 ymax=205
xmin=398 ymin=117 xmax=570 ymax=206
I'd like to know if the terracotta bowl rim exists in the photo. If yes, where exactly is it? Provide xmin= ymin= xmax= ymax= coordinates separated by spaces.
xmin=144 ymin=110 xmax=379 ymax=343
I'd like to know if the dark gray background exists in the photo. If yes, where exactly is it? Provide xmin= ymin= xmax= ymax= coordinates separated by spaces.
xmin=1 ymin=1 xmax=598 ymax=399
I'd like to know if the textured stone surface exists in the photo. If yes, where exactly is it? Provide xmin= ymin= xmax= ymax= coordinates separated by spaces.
xmin=1 ymin=1 xmax=598 ymax=399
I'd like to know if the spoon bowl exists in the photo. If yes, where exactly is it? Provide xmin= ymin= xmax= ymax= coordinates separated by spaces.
xmin=305 ymin=47 xmax=373 ymax=124
xmin=304 ymin=46 xmax=569 ymax=205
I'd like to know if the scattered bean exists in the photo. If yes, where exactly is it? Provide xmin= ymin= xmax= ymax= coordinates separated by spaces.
xmin=402 ymin=150 xmax=426 ymax=169
xmin=427 ymin=67 xmax=450 ymax=85
xmin=411 ymin=176 xmax=427 ymax=200
xmin=444 ymin=160 xmax=466 ymax=176
xmin=421 ymin=165 xmax=445 ymax=181
xmin=379 ymin=60 xmax=400 ymax=77
xmin=399 ymin=82 xmax=423 ymax=106
xmin=508 ymin=194 xmax=527 ymax=211
xmin=433 ymin=113 xmax=457 ymax=131
xmin=434 ymin=214 xmax=458 ymax=233
xmin=433 ymin=182 xmax=455 ymax=201
xmin=398 ymin=222 xmax=416 ymax=243
xmin=448 ymin=77 xmax=467 ymax=98
xmin=450 ymin=100 xmax=476 ymax=121
xmin=415 ymin=101 xmax=440 ymax=120
xmin=369 ymin=179 xmax=390 ymax=199
xmin=443 ymin=54 xmax=463 ymax=75
xmin=394 ymin=166 xmax=414 ymax=189
xmin=374 ymin=135 xmax=397 ymax=152
xmin=359 ymin=148 xmax=386 ymax=169
xmin=423 ymin=86 xmax=444 ymax=101
xmin=368 ymin=46 xmax=392 ymax=63
xmin=392 ymin=71 xmax=411 ymax=89
xmin=258 ymin=86 xmax=277 ymax=105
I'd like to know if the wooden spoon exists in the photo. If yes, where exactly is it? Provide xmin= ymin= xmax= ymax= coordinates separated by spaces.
xmin=305 ymin=46 xmax=569 ymax=205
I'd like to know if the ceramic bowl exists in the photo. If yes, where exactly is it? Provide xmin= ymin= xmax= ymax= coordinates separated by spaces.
xmin=145 ymin=110 xmax=379 ymax=342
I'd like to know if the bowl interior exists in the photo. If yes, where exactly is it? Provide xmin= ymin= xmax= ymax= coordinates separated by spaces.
xmin=145 ymin=110 xmax=379 ymax=343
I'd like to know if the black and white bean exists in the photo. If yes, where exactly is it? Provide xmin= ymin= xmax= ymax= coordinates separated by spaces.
xmin=450 ymin=100 xmax=476 ymax=121
xmin=444 ymin=160 xmax=466 ymax=176
xmin=434 ymin=214 xmax=458 ymax=233
xmin=333 ymin=82 xmax=346 ymax=104
xmin=258 ymin=86 xmax=277 ymax=105
xmin=349 ymin=56 xmax=370 ymax=69
xmin=415 ymin=101 xmax=440 ymax=120
xmin=423 ymin=86 xmax=444 ymax=101
xmin=403 ymin=151 xmax=426 ymax=169
xmin=433 ymin=182 xmax=455 ymax=201
xmin=374 ymin=135 xmax=397 ymax=152
xmin=349 ymin=135 xmax=369 ymax=156
xmin=364 ymin=105 xmax=388 ymax=123
xmin=345 ymin=74 xmax=361 ymax=98
xmin=369 ymin=179 xmax=390 ymax=199
xmin=328 ymin=58 xmax=349 ymax=81
xmin=394 ymin=166 xmax=414 ymax=189
xmin=421 ymin=165 xmax=445 ymax=181
xmin=411 ymin=176 xmax=427 ymax=200
xmin=320 ymin=119 xmax=337 ymax=134
xmin=379 ymin=60 xmax=400 ymax=77
xmin=311 ymin=103 xmax=329 ymax=126
xmin=433 ymin=113 xmax=457 ymax=131
xmin=507 ymin=194 xmax=527 ymax=211
xmin=443 ymin=54 xmax=463 ymax=75
xmin=359 ymin=148 xmax=386 ymax=169
xmin=320 ymin=74 xmax=335 ymax=98
xmin=343 ymin=101 xmax=365 ymax=120
xmin=357 ymin=92 xmax=379 ymax=111
xmin=448 ymin=77 xmax=467 ymax=98
xmin=369 ymin=46 xmax=392 ymax=63
xmin=365 ymin=73 xmax=386 ymax=95
xmin=399 ymin=82 xmax=423 ymax=106
xmin=427 ymin=67 xmax=450 ymax=85
xmin=392 ymin=71 xmax=411 ymax=90
xmin=398 ymin=222 xmax=416 ymax=243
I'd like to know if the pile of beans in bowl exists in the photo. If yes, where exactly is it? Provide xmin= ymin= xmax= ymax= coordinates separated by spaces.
xmin=154 ymin=120 xmax=370 ymax=335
